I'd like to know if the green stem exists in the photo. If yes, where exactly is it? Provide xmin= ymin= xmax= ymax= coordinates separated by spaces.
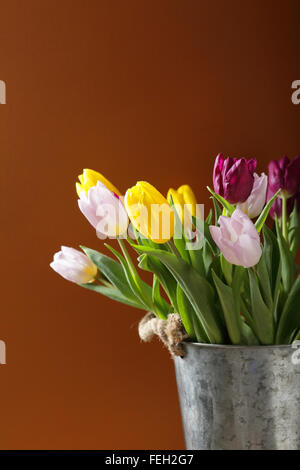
xmin=222 ymin=208 xmax=229 ymax=217
xmin=281 ymin=193 xmax=288 ymax=242
xmin=118 ymin=238 xmax=138 ymax=279
xmin=117 ymin=238 xmax=159 ymax=316
xmin=98 ymin=278 xmax=112 ymax=287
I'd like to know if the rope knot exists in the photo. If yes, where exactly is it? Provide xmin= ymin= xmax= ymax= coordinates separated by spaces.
xmin=138 ymin=312 xmax=188 ymax=357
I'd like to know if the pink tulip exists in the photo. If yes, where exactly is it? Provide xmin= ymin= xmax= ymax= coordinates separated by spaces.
xmin=78 ymin=181 xmax=128 ymax=238
xmin=237 ymin=173 xmax=268 ymax=218
xmin=209 ymin=208 xmax=262 ymax=268
xmin=50 ymin=246 xmax=97 ymax=283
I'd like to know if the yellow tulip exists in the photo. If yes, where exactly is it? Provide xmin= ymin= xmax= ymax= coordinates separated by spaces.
xmin=125 ymin=181 xmax=175 ymax=244
xmin=167 ymin=184 xmax=198 ymax=224
xmin=76 ymin=169 xmax=121 ymax=197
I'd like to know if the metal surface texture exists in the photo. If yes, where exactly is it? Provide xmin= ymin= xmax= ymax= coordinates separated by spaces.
xmin=174 ymin=343 xmax=300 ymax=450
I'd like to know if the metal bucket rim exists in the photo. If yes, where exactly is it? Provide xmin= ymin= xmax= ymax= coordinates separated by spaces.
xmin=184 ymin=341 xmax=292 ymax=350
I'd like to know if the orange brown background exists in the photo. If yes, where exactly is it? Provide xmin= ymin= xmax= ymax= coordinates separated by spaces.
xmin=1 ymin=0 xmax=300 ymax=449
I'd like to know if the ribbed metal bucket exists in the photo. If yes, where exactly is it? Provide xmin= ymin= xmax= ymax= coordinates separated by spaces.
xmin=174 ymin=343 xmax=300 ymax=450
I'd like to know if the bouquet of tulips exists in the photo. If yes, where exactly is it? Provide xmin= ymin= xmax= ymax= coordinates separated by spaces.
xmin=51 ymin=154 xmax=300 ymax=346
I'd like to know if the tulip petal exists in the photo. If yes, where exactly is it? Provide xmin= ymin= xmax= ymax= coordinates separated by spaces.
xmin=125 ymin=181 xmax=174 ymax=243
xmin=213 ymin=154 xmax=256 ymax=204
xmin=285 ymin=155 xmax=300 ymax=196
xmin=213 ymin=153 xmax=225 ymax=196
xmin=238 ymin=173 xmax=268 ymax=218
xmin=210 ymin=208 xmax=261 ymax=268
xmin=237 ymin=234 xmax=262 ymax=268
xmin=224 ymin=159 xmax=255 ymax=203
xmin=78 ymin=181 xmax=128 ymax=236
xmin=76 ymin=169 xmax=121 ymax=197
xmin=50 ymin=247 xmax=97 ymax=283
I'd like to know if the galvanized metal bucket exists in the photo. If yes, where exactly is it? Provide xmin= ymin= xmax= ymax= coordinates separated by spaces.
xmin=174 ymin=342 xmax=300 ymax=450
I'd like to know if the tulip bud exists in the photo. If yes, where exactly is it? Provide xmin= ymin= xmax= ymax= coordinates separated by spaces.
xmin=78 ymin=181 xmax=128 ymax=238
xmin=213 ymin=154 xmax=257 ymax=204
xmin=76 ymin=169 xmax=121 ymax=197
xmin=209 ymin=208 xmax=262 ymax=268
xmin=50 ymin=246 xmax=97 ymax=284
xmin=237 ymin=173 xmax=268 ymax=218
xmin=125 ymin=181 xmax=175 ymax=244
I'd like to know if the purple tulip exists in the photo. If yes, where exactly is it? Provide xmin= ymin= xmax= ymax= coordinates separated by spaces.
xmin=213 ymin=154 xmax=257 ymax=204
xmin=266 ymin=156 xmax=300 ymax=219
xmin=267 ymin=156 xmax=300 ymax=199
xmin=209 ymin=208 xmax=262 ymax=268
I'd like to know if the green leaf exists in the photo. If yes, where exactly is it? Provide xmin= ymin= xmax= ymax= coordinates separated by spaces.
xmin=255 ymin=189 xmax=281 ymax=232
xmin=261 ymin=226 xmax=282 ymax=324
xmin=212 ymin=270 xmax=242 ymax=344
xmin=273 ymin=258 xmax=282 ymax=324
xmin=190 ymin=216 xmax=218 ymax=276
xmin=152 ymin=275 xmax=171 ymax=318
xmin=293 ymin=329 xmax=300 ymax=341
xmin=240 ymin=296 xmax=256 ymax=333
xmin=203 ymin=242 xmax=213 ymax=275
xmin=191 ymin=315 xmax=210 ymax=343
xmin=240 ymin=321 xmax=259 ymax=345
xmin=131 ymin=243 xmax=224 ymax=343
xmin=105 ymin=243 xmax=153 ymax=311
xmin=220 ymin=254 xmax=232 ymax=285
xmin=232 ymin=266 xmax=246 ymax=320
xmin=276 ymin=275 xmax=300 ymax=344
xmin=188 ymin=245 xmax=205 ymax=277
xmin=206 ymin=254 xmax=222 ymax=284
xmin=130 ymin=227 xmax=170 ymax=252
xmin=138 ymin=253 xmax=178 ymax=311
xmin=81 ymin=246 xmax=139 ymax=304
xmin=248 ymin=269 xmax=274 ymax=344
xmin=262 ymin=226 xmax=273 ymax=281
xmin=211 ymin=197 xmax=222 ymax=225
xmin=206 ymin=186 xmax=235 ymax=215
xmin=256 ymin=248 xmax=273 ymax=310
xmin=262 ymin=225 xmax=280 ymax=292
xmin=80 ymin=283 xmax=148 ymax=310
xmin=275 ymin=217 xmax=295 ymax=294
xmin=176 ymin=285 xmax=196 ymax=339
xmin=205 ymin=209 xmax=213 ymax=225
xmin=288 ymin=201 xmax=300 ymax=258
